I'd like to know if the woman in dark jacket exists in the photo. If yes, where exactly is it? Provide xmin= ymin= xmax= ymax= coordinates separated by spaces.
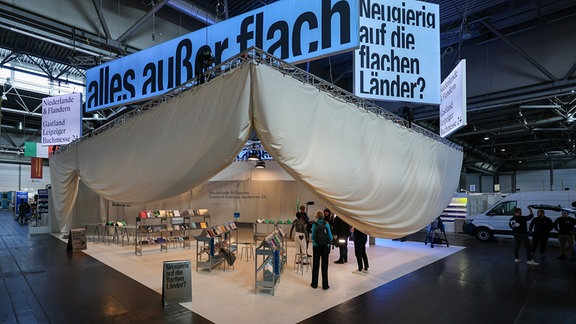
xmin=353 ymin=227 xmax=369 ymax=273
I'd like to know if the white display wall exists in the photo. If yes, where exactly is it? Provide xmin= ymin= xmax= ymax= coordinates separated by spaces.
xmin=69 ymin=161 xmax=330 ymax=230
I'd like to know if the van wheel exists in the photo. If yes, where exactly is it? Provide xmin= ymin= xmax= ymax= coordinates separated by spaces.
xmin=475 ymin=228 xmax=493 ymax=241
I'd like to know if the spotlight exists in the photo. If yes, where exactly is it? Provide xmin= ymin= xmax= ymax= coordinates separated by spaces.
xmin=255 ymin=161 xmax=265 ymax=169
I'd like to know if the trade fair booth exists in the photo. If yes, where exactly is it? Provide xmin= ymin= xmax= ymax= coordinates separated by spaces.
xmin=49 ymin=51 xmax=463 ymax=239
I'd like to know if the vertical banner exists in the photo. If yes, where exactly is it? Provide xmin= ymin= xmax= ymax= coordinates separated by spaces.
xmin=354 ymin=0 xmax=440 ymax=104
xmin=440 ymin=59 xmax=467 ymax=137
xmin=31 ymin=157 xmax=43 ymax=179
xmin=162 ymin=260 xmax=192 ymax=306
xmin=41 ymin=93 xmax=82 ymax=146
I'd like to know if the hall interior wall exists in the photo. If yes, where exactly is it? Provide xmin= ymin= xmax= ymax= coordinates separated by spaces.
xmin=0 ymin=163 xmax=51 ymax=192
xmin=466 ymin=168 xmax=576 ymax=193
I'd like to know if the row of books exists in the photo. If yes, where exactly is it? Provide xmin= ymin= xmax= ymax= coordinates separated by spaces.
xmin=255 ymin=219 xmax=292 ymax=224
xmin=166 ymin=222 xmax=208 ymax=231
xmin=140 ymin=222 xmax=208 ymax=233
xmin=262 ymin=229 xmax=284 ymax=251
xmin=140 ymin=235 xmax=189 ymax=244
xmin=202 ymin=221 xmax=237 ymax=238
xmin=138 ymin=208 xmax=209 ymax=218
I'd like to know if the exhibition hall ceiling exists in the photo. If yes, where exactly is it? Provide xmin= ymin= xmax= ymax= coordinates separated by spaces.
xmin=0 ymin=0 xmax=575 ymax=173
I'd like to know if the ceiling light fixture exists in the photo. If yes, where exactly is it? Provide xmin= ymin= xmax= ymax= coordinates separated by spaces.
xmin=255 ymin=161 xmax=265 ymax=169
xmin=247 ymin=151 xmax=260 ymax=161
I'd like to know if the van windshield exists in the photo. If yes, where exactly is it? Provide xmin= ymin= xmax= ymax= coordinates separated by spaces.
xmin=487 ymin=201 xmax=517 ymax=216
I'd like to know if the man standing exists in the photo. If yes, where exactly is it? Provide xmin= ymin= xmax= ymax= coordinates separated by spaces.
xmin=553 ymin=210 xmax=576 ymax=260
xmin=529 ymin=209 xmax=554 ymax=258
xmin=509 ymin=206 xmax=539 ymax=265
xmin=332 ymin=215 xmax=351 ymax=264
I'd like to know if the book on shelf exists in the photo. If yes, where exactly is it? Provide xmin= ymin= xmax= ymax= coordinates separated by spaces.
xmin=173 ymin=210 xmax=180 ymax=217
xmin=139 ymin=211 xmax=148 ymax=218
xmin=200 ymin=222 xmax=208 ymax=229
xmin=277 ymin=226 xmax=285 ymax=237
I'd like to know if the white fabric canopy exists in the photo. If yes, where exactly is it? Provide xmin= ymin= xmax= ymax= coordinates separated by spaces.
xmin=50 ymin=63 xmax=462 ymax=238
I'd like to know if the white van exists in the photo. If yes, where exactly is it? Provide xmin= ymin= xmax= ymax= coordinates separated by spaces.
xmin=463 ymin=191 xmax=576 ymax=241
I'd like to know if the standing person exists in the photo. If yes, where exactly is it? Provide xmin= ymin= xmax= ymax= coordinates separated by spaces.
xmin=296 ymin=205 xmax=311 ymax=254
xmin=332 ymin=214 xmax=351 ymax=264
xmin=289 ymin=212 xmax=309 ymax=262
xmin=553 ymin=210 xmax=576 ymax=260
xmin=529 ymin=209 xmax=554 ymax=258
xmin=352 ymin=227 xmax=369 ymax=273
xmin=323 ymin=208 xmax=334 ymax=227
xmin=509 ymin=206 xmax=539 ymax=265
xmin=17 ymin=200 xmax=30 ymax=225
xmin=310 ymin=209 xmax=333 ymax=290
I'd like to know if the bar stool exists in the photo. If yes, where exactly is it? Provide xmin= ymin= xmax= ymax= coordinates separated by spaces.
xmin=293 ymin=252 xmax=310 ymax=275
xmin=240 ymin=243 xmax=254 ymax=261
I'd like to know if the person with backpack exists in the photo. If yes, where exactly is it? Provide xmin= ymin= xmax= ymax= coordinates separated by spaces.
xmin=310 ymin=209 xmax=333 ymax=290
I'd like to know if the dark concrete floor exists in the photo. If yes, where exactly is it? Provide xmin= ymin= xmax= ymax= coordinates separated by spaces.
xmin=1 ymin=209 xmax=575 ymax=323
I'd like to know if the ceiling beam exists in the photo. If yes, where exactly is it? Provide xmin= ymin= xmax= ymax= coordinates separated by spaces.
xmin=0 ymin=2 xmax=133 ymax=57
xmin=480 ymin=19 xmax=558 ymax=82
xmin=91 ymin=0 xmax=111 ymax=39
xmin=117 ymin=0 xmax=170 ymax=43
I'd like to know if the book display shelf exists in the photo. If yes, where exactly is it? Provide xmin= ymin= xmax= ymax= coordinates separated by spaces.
xmin=134 ymin=209 xmax=209 ymax=256
xmin=254 ymin=225 xmax=287 ymax=295
xmin=195 ymin=221 xmax=239 ymax=272
xmin=253 ymin=219 xmax=292 ymax=244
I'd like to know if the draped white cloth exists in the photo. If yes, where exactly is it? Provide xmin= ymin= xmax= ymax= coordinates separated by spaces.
xmin=50 ymin=63 xmax=462 ymax=238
